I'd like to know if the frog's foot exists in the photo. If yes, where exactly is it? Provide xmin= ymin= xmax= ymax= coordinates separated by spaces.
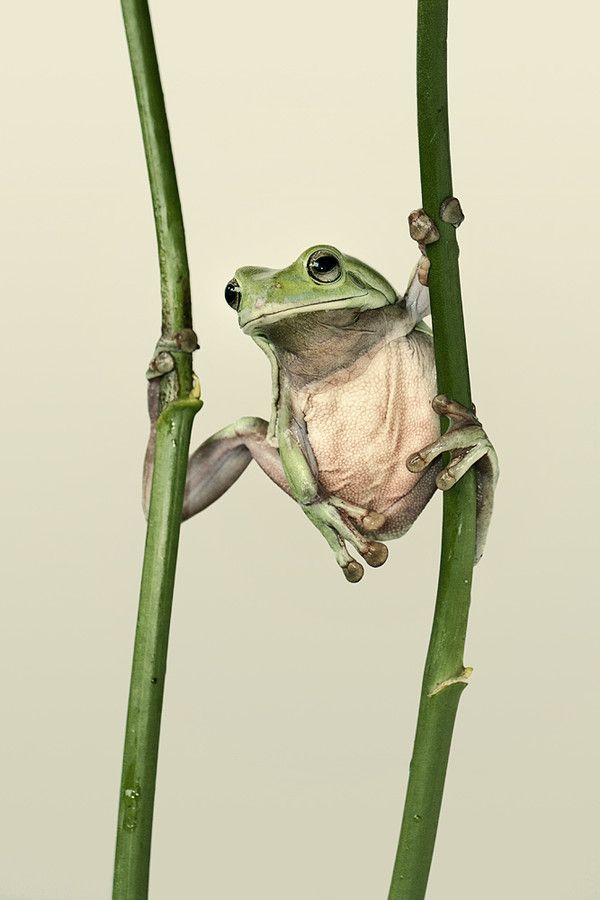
xmin=303 ymin=501 xmax=389 ymax=583
xmin=406 ymin=395 xmax=499 ymax=562
xmin=143 ymin=331 xmax=201 ymax=510
xmin=146 ymin=329 xmax=199 ymax=381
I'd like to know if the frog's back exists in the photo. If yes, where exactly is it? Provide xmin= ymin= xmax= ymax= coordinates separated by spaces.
xmin=300 ymin=328 xmax=439 ymax=515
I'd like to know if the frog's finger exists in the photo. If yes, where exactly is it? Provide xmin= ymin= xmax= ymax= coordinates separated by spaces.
xmin=343 ymin=560 xmax=365 ymax=583
xmin=361 ymin=512 xmax=387 ymax=532
xmin=328 ymin=496 xmax=386 ymax=532
xmin=406 ymin=425 xmax=484 ymax=473
xmin=417 ymin=255 xmax=430 ymax=286
xmin=309 ymin=515 xmax=365 ymax=582
xmin=333 ymin=535 xmax=365 ymax=583
xmin=360 ymin=541 xmax=389 ymax=567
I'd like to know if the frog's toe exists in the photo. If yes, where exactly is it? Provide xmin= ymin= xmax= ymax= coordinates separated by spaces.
xmin=407 ymin=423 xmax=485 ymax=474
xmin=436 ymin=442 xmax=493 ymax=492
xmin=360 ymin=541 xmax=389 ymax=568
xmin=436 ymin=466 xmax=458 ymax=490
xmin=343 ymin=560 xmax=365 ymax=583
xmin=406 ymin=450 xmax=429 ymax=473
xmin=362 ymin=511 xmax=386 ymax=532
xmin=432 ymin=394 xmax=479 ymax=425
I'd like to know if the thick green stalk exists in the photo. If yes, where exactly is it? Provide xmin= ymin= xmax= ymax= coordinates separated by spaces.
xmin=387 ymin=2 xmax=477 ymax=898
xmin=113 ymin=2 xmax=200 ymax=897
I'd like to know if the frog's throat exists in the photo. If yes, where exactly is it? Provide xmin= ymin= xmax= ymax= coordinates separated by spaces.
xmin=240 ymin=292 xmax=370 ymax=333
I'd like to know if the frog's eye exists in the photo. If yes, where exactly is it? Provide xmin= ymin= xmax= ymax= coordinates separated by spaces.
xmin=307 ymin=251 xmax=342 ymax=284
xmin=225 ymin=278 xmax=241 ymax=311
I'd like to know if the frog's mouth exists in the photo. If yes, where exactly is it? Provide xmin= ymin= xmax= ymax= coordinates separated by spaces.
xmin=240 ymin=293 xmax=369 ymax=332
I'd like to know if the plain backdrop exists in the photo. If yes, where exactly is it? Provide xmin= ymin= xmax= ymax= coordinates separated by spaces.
xmin=1 ymin=1 xmax=598 ymax=898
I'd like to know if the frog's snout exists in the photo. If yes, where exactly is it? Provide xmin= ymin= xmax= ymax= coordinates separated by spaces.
xmin=225 ymin=278 xmax=241 ymax=311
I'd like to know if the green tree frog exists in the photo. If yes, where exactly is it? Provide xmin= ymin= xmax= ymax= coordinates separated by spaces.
xmin=145 ymin=213 xmax=498 ymax=582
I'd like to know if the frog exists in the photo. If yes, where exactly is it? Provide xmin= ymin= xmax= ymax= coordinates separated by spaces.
xmin=144 ymin=211 xmax=498 ymax=582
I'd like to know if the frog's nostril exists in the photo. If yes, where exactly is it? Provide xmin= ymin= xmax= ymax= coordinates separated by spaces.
xmin=225 ymin=278 xmax=241 ymax=311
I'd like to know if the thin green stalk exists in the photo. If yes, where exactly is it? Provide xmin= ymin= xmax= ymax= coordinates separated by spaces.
xmin=113 ymin=2 xmax=201 ymax=897
xmin=387 ymin=2 xmax=477 ymax=898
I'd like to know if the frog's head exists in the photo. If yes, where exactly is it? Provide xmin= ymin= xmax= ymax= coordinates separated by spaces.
xmin=224 ymin=246 xmax=397 ymax=335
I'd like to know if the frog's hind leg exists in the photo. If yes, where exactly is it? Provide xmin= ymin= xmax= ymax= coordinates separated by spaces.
xmin=143 ymin=390 xmax=291 ymax=519
xmin=181 ymin=416 xmax=291 ymax=520
xmin=406 ymin=394 xmax=499 ymax=561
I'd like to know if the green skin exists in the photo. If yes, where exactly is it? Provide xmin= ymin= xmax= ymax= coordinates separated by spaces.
xmin=145 ymin=244 xmax=498 ymax=582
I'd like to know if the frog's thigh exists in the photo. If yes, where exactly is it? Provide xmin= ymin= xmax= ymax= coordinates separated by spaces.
xmin=183 ymin=416 xmax=290 ymax=520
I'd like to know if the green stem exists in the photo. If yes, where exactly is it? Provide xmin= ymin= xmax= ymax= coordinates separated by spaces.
xmin=387 ymin=2 xmax=477 ymax=898
xmin=113 ymin=2 xmax=200 ymax=897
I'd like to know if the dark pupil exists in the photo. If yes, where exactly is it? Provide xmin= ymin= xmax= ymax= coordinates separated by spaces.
xmin=225 ymin=278 xmax=241 ymax=310
xmin=311 ymin=254 xmax=337 ymax=273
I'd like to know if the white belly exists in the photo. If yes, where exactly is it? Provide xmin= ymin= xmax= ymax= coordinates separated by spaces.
xmin=300 ymin=332 xmax=439 ymax=513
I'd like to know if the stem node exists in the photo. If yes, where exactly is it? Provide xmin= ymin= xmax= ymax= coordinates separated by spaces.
xmin=428 ymin=666 xmax=473 ymax=698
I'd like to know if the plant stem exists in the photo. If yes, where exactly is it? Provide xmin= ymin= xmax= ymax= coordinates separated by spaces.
xmin=113 ymin=2 xmax=201 ymax=897
xmin=387 ymin=2 xmax=477 ymax=898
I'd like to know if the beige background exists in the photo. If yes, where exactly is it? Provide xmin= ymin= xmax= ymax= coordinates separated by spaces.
xmin=2 ymin=0 xmax=598 ymax=897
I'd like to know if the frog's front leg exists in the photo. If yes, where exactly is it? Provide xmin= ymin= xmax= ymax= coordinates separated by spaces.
xmin=277 ymin=399 xmax=388 ymax=583
xmin=406 ymin=395 xmax=499 ymax=562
